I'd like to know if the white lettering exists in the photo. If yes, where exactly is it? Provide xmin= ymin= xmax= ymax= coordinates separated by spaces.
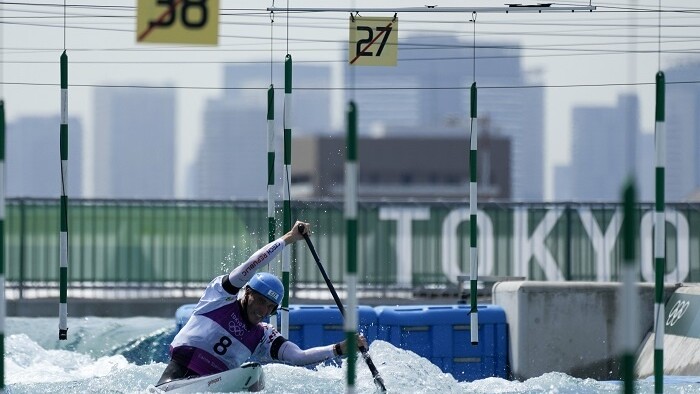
xmin=440 ymin=208 xmax=494 ymax=284
xmin=378 ymin=206 xmax=430 ymax=287
xmin=640 ymin=209 xmax=690 ymax=283
xmin=513 ymin=208 xmax=564 ymax=280
xmin=578 ymin=208 xmax=622 ymax=282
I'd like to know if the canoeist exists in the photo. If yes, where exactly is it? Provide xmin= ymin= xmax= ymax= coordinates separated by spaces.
xmin=157 ymin=221 xmax=366 ymax=385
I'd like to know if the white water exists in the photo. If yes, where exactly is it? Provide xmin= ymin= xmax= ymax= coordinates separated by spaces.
xmin=5 ymin=317 xmax=700 ymax=393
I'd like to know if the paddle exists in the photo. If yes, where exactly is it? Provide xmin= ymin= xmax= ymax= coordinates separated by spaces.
xmin=298 ymin=224 xmax=387 ymax=392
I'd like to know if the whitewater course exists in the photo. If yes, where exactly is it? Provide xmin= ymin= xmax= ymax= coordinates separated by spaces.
xmin=5 ymin=281 xmax=700 ymax=393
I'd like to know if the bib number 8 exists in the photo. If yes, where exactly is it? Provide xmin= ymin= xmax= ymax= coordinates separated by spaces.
xmin=213 ymin=336 xmax=232 ymax=355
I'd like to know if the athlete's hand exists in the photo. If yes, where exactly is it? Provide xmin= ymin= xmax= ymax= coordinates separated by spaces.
xmin=283 ymin=221 xmax=310 ymax=244
xmin=337 ymin=333 xmax=368 ymax=356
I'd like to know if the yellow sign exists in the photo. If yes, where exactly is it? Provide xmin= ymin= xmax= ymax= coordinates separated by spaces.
xmin=136 ymin=0 xmax=219 ymax=45
xmin=349 ymin=16 xmax=398 ymax=66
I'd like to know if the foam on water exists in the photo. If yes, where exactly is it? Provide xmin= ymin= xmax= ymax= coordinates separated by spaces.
xmin=4 ymin=317 xmax=700 ymax=393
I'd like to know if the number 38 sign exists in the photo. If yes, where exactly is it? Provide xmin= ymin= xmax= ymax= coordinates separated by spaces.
xmin=137 ymin=0 xmax=219 ymax=45
xmin=349 ymin=16 xmax=398 ymax=66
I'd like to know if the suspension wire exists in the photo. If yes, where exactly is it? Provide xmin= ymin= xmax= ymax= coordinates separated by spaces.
xmin=1 ymin=0 xmax=4 ymax=98
xmin=658 ymin=0 xmax=661 ymax=69
xmin=350 ymin=15 xmax=355 ymax=101
xmin=270 ymin=2 xmax=274 ymax=83
xmin=63 ymin=0 xmax=66 ymax=50
xmin=350 ymin=0 xmax=356 ymax=101
xmin=286 ymin=0 xmax=289 ymax=54
xmin=472 ymin=11 xmax=476 ymax=83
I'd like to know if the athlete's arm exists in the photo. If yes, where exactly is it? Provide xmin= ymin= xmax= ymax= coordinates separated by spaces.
xmin=271 ymin=333 xmax=368 ymax=366
xmin=226 ymin=221 xmax=310 ymax=292
xmin=274 ymin=339 xmax=336 ymax=366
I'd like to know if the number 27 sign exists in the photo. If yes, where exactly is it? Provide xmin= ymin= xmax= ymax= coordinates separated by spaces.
xmin=349 ymin=16 xmax=398 ymax=66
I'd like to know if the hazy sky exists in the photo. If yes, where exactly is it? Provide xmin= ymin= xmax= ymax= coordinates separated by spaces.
xmin=1 ymin=1 xmax=699 ymax=199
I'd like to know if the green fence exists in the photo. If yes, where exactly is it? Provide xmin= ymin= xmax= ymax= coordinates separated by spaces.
xmin=5 ymin=199 xmax=700 ymax=299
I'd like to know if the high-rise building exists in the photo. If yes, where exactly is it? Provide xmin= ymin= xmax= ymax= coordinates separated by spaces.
xmin=223 ymin=63 xmax=333 ymax=134
xmin=91 ymin=87 xmax=175 ymax=199
xmin=189 ymin=63 xmax=334 ymax=199
xmin=637 ymin=131 xmax=654 ymax=202
xmin=555 ymin=94 xmax=654 ymax=202
xmin=191 ymin=97 xmax=268 ymax=200
xmin=6 ymin=115 xmax=83 ymax=197
xmin=343 ymin=35 xmax=544 ymax=201
xmin=553 ymin=164 xmax=573 ymax=201
xmin=665 ymin=62 xmax=700 ymax=201
xmin=569 ymin=94 xmax=640 ymax=201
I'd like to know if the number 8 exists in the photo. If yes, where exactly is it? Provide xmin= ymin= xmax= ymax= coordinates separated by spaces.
xmin=213 ymin=336 xmax=232 ymax=355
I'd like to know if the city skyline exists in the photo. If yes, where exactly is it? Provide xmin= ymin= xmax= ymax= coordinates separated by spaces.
xmin=6 ymin=57 xmax=700 ymax=201
xmin=1 ymin=1 xmax=698 ymax=200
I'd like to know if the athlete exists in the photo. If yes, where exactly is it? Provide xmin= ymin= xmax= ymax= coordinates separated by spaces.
xmin=157 ymin=221 xmax=366 ymax=384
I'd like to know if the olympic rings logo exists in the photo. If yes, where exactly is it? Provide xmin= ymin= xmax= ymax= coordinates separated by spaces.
xmin=665 ymin=300 xmax=690 ymax=327
xmin=228 ymin=314 xmax=246 ymax=337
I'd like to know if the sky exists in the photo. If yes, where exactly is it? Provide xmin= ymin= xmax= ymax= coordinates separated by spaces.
xmin=1 ymin=0 xmax=699 ymax=199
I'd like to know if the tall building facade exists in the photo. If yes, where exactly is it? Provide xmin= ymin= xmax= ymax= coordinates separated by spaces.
xmin=555 ymin=94 xmax=655 ymax=202
xmin=568 ymin=94 xmax=642 ymax=201
xmin=343 ymin=35 xmax=544 ymax=201
xmin=190 ymin=63 xmax=334 ymax=199
xmin=6 ymin=115 xmax=83 ymax=197
xmin=192 ymin=97 xmax=268 ymax=200
xmin=665 ymin=62 xmax=700 ymax=201
xmin=92 ymin=87 xmax=175 ymax=199
xmin=223 ymin=63 xmax=333 ymax=134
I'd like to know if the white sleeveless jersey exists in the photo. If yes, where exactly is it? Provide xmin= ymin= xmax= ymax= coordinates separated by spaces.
xmin=170 ymin=275 xmax=283 ymax=375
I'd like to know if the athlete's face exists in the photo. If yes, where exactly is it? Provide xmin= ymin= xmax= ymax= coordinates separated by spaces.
xmin=245 ymin=289 xmax=278 ymax=324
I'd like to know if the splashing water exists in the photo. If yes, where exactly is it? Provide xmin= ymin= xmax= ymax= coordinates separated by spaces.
xmin=5 ymin=317 xmax=700 ymax=393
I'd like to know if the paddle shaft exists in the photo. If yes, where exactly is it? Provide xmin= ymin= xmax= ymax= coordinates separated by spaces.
xmin=298 ymin=224 xmax=386 ymax=392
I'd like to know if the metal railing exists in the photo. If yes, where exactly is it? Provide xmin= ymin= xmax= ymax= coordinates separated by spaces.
xmin=5 ymin=198 xmax=699 ymax=299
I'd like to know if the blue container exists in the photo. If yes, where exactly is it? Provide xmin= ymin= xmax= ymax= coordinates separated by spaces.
xmin=375 ymin=304 xmax=508 ymax=381
xmin=286 ymin=305 xmax=379 ymax=349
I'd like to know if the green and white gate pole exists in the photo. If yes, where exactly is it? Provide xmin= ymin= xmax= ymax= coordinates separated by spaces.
xmin=345 ymin=101 xmax=359 ymax=392
xmin=267 ymin=84 xmax=279 ymax=329
xmin=267 ymin=85 xmax=276 ymax=245
xmin=469 ymin=82 xmax=479 ymax=345
xmin=620 ymin=180 xmax=639 ymax=394
xmin=653 ymin=71 xmax=665 ymax=394
xmin=59 ymin=50 xmax=69 ymax=340
xmin=0 ymin=100 xmax=6 ymax=390
xmin=281 ymin=54 xmax=292 ymax=338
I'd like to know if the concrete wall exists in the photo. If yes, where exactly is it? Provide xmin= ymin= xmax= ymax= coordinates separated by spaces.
xmin=636 ymin=284 xmax=700 ymax=377
xmin=492 ymin=281 xmax=679 ymax=381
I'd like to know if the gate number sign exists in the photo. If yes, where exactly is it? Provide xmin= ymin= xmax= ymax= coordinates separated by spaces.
xmin=137 ymin=0 xmax=219 ymax=45
xmin=349 ymin=16 xmax=398 ymax=66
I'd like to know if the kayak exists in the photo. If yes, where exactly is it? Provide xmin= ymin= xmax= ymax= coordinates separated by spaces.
xmin=152 ymin=362 xmax=265 ymax=393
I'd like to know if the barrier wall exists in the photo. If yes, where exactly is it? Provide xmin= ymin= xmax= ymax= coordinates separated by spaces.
xmin=173 ymin=303 xmax=508 ymax=381
xmin=492 ymin=281 xmax=679 ymax=381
